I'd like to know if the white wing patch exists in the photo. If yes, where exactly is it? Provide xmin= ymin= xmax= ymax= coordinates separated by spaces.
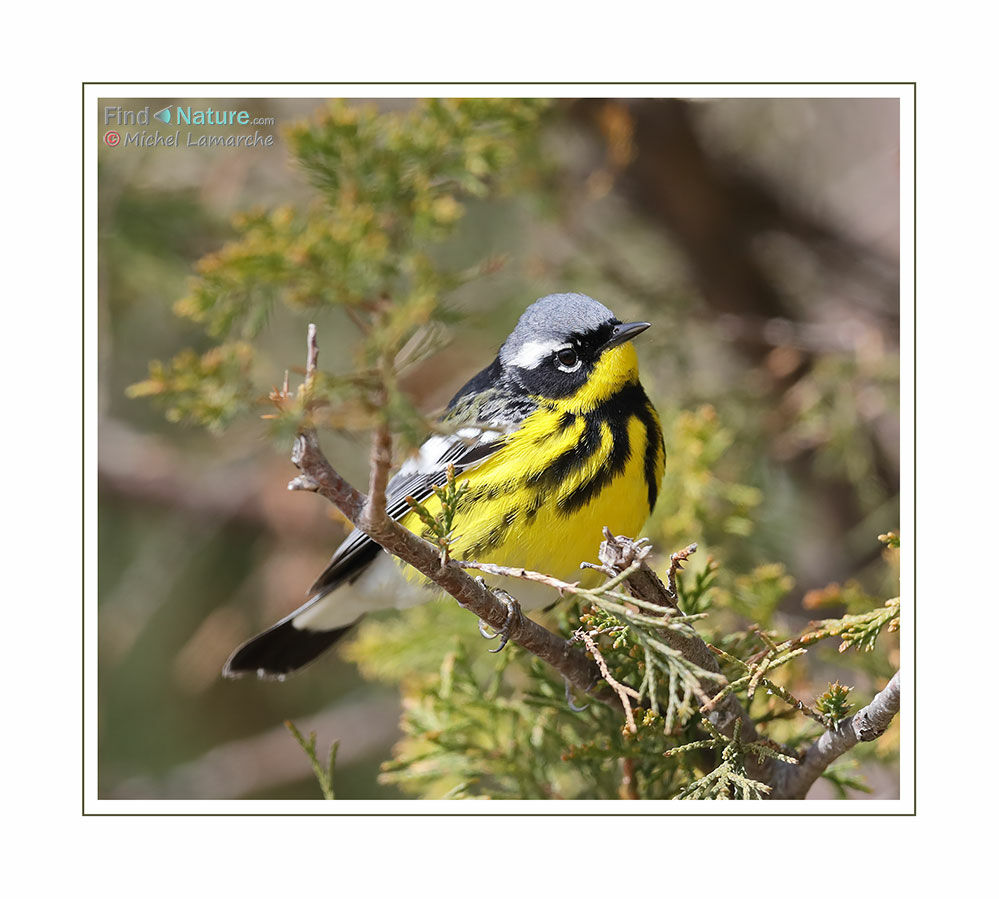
xmin=397 ymin=427 xmax=504 ymax=476
xmin=398 ymin=427 xmax=505 ymax=478
xmin=398 ymin=434 xmax=454 ymax=476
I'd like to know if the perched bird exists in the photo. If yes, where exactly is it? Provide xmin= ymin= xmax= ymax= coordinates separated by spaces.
xmin=223 ymin=292 xmax=665 ymax=679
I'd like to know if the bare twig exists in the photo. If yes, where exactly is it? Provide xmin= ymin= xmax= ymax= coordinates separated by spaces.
xmin=598 ymin=528 xmax=678 ymax=611
xmin=459 ymin=557 xmax=681 ymax=618
xmin=305 ymin=322 xmax=319 ymax=385
xmin=769 ymin=670 xmax=901 ymax=799
xmin=457 ymin=560 xmax=580 ymax=593
xmin=363 ymin=417 xmax=392 ymax=526
xmin=666 ymin=543 xmax=698 ymax=602
xmin=620 ymin=757 xmax=639 ymax=800
xmin=575 ymin=629 xmax=639 ymax=734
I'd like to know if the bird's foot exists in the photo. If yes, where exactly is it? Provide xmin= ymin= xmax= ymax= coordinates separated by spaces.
xmin=564 ymin=676 xmax=589 ymax=712
xmin=474 ymin=582 xmax=523 ymax=653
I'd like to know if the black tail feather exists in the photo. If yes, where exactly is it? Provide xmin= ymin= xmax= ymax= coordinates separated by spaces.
xmin=222 ymin=618 xmax=355 ymax=680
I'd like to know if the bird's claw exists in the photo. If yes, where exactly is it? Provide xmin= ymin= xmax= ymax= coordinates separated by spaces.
xmin=477 ymin=587 xmax=523 ymax=653
xmin=564 ymin=676 xmax=589 ymax=712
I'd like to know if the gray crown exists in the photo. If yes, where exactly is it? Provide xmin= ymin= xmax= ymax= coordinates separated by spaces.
xmin=499 ymin=293 xmax=616 ymax=364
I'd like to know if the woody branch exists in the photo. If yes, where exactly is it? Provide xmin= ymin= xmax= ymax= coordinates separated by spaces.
xmin=593 ymin=538 xmax=901 ymax=796
xmin=769 ymin=670 xmax=901 ymax=800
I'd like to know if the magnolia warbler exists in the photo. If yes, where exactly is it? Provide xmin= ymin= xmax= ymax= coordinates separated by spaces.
xmin=223 ymin=293 xmax=665 ymax=679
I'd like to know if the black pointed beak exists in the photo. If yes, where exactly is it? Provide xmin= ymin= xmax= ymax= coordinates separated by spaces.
xmin=602 ymin=321 xmax=651 ymax=351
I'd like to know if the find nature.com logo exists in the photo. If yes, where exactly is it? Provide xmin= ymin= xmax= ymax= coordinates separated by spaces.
xmin=102 ymin=103 xmax=277 ymax=149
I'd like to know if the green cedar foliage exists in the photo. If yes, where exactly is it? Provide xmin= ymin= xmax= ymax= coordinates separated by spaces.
xmin=130 ymin=99 xmax=900 ymax=799
xmin=128 ymin=98 xmax=549 ymax=436
xmin=351 ymin=532 xmax=899 ymax=800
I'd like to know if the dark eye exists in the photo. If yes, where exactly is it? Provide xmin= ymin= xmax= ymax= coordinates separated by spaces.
xmin=556 ymin=347 xmax=579 ymax=369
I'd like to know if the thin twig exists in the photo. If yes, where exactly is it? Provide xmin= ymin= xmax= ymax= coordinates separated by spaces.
xmin=575 ymin=629 xmax=638 ymax=734
xmin=666 ymin=542 xmax=698 ymax=600
xmin=363 ymin=416 xmax=392 ymax=526
xmin=457 ymin=560 xmax=581 ymax=593
xmin=305 ymin=323 xmax=319 ymax=386
xmin=343 ymin=304 xmax=371 ymax=335
xmin=703 ymin=642 xmax=827 ymax=727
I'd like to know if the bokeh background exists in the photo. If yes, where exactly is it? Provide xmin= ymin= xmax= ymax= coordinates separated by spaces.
xmin=98 ymin=97 xmax=900 ymax=799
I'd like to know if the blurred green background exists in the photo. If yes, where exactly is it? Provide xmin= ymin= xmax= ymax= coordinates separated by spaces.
xmin=97 ymin=97 xmax=900 ymax=799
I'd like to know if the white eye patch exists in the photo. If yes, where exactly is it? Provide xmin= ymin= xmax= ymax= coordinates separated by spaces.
xmin=506 ymin=339 xmax=566 ymax=370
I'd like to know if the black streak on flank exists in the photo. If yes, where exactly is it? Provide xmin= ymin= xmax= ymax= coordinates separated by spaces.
xmin=520 ymin=381 xmax=661 ymax=518
xmin=558 ymin=411 xmax=577 ymax=432
xmin=535 ymin=410 xmax=579 ymax=446
xmin=635 ymin=400 xmax=664 ymax=512
xmin=525 ymin=491 xmax=546 ymax=521
xmin=478 ymin=521 xmax=510 ymax=555
xmin=526 ymin=382 xmax=645 ymax=475
xmin=558 ymin=410 xmax=632 ymax=516
xmin=526 ymin=412 xmax=603 ymax=488
xmin=470 ymin=506 xmax=521 ymax=558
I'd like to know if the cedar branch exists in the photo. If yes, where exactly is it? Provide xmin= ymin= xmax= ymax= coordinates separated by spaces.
xmin=599 ymin=535 xmax=902 ymax=798
xmin=769 ymin=670 xmax=901 ymax=799
xmin=594 ymin=533 xmax=773 ymax=779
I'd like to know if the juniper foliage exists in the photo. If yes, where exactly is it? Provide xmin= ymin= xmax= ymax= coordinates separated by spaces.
xmin=129 ymin=99 xmax=901 ymax=800
xmin=128 ymin=98 xmax=549 ymax=438
xmin=284 ymin=721 xmax=339 ymax=801
xmin=354 ymin=533 xmax=899 ymax=800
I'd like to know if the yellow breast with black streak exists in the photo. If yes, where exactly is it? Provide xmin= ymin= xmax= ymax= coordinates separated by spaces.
xmin=401 ymin=343 xmax=665 ymax=580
